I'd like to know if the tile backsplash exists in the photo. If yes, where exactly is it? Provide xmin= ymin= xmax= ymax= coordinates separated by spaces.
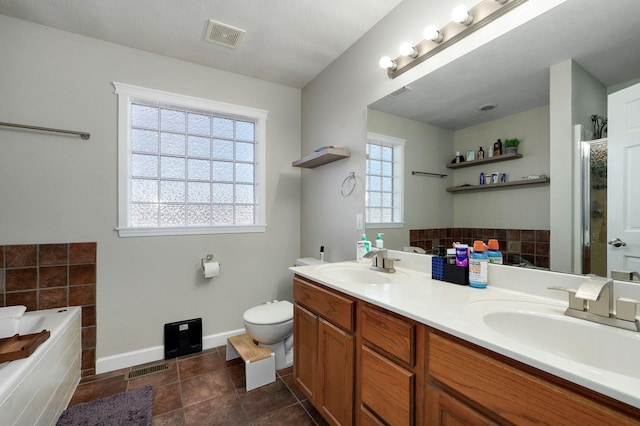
xmin=0 ymin=242 xmax=96 ymax=376
xmin=410 ymin=228 xmax=550 ymax=269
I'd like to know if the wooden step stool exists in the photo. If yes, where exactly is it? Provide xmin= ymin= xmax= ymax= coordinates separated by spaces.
xmin=226 ymin=333 xmax=275 ymax=391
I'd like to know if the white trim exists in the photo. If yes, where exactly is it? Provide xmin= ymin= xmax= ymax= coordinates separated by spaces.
xmin=96 ymin=328 xmax=246 ymax=374
xmin=366 ymin=222 xmax=405 ymax=229
xmin=117 ymin=225 xmax=266 ymax=237
xmin=367 ymin=132 xmax=407 ymax=147
xmin=112 ymin=82 xmax=268 ymax=236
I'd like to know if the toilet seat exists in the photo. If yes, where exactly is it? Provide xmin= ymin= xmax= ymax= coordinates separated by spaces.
xmin=243 ymin=300 xmax=293 ymax=325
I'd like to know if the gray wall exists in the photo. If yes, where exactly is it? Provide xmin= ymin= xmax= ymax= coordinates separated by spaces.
xmin=0 ymin=15 xmax=301 ymax=366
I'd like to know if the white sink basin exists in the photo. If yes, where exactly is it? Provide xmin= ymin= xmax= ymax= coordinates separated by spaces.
xmin=314 ymin=263 xmax=408 ymax=284
xmin=464 ymin=300 xmax=640 ymax=378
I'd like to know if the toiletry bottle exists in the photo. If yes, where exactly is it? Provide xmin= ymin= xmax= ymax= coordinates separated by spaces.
xmin=447 ymin=248 xmax=456 ymax=265
xmin=452 ymin=151 xmax=465 ymax=163
xmin=375 ymin=233 xmax=384 ymax=249
xmin=469 ymin=241 xmax=488 ymax=288
xmin=479 ymin=172 xmax=485 ymax=185
xmin=488 ymin=145 xmax=494 ymax=158
xmin=487 ymin=239 xmax=503 ymax=264
xmin=357 ymin=234 xmax=371 ymax=262
xmin=320 ymin=246 xmax=325 ymax=262
xmin=493 ymin=139 xmax=503 ymax=156
xmin=455 ymin=243 xmax=468 ymax=267
xmin=478 ymin=146 xmax=484 ymax=159
xmin=466 ymin=149 xmax=475 ymax=161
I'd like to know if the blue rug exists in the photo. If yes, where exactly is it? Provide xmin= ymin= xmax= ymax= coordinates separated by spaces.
xmin=57 ymin=386 xmax=153 ymax=426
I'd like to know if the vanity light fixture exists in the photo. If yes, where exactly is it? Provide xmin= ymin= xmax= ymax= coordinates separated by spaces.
xmin=380 ymin=0 xmax=528 ymax=79
xmin=423 ymin=25 xmax=444 ymax=43
xmin=379 ymin=56 xmax=397 ymax=70
xmin=399 ymin=42 xmax=419 ymax=58
xmin=452 ymin=5 xmax=474 ymax=25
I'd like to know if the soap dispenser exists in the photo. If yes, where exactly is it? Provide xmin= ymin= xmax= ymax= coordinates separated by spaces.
xmin=375 ymin=233 xmax=384 ymax=249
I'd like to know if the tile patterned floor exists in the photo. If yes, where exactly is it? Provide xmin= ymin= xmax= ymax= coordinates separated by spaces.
xmin=69 ymin=346 xmax=329 ymax=425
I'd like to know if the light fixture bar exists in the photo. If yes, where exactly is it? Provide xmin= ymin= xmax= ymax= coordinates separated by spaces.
xmin=386 ymin=0 xmax=528 ymax=79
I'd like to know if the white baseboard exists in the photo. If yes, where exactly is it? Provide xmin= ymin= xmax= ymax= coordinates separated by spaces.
xmin=95 ymin=328 xmax=246 ymax=374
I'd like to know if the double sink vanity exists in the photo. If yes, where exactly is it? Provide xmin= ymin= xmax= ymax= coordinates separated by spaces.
xmin=290 ymin=251 xmax=640 ymax=425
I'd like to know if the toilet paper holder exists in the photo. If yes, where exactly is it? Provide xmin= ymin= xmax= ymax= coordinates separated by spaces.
xmin=201 ymin=254 xmax=214 ymax=268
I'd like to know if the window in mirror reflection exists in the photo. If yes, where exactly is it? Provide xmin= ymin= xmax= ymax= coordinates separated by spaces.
xmin=365 ymin=132 xmax=405 ymax=228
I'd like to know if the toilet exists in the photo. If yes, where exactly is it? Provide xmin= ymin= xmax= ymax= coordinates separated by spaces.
xmin=242 ymin=257 xmax=326 ymax=371
xmin=243 ymin=300 xmax=294 ymax=370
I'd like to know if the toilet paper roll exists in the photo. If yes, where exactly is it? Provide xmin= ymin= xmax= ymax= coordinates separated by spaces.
xmin=202 ymin=261 xmax=220 ymax=278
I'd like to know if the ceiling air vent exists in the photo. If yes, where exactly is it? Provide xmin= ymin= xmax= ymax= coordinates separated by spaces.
xmin=204 ymin=20 xmax=246 ymax=49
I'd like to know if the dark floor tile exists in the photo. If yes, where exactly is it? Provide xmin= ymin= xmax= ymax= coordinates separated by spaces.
xmin=239 ymin=379 xmax=297 ymax=419
xmin=181 ymin=369 xmax=235 ymax=407
xmin=302 ymin=400 xmax=330 ymax=426
xmin=69 ymin=375 xmax=128 ymax=406
xmin=153 ymin=381 xmax=183 ymax=417
xmin=179 ymin=351 xmax=225 ymax=380
xmin=280 ymin=373 xmax=307 ymax=402
xmin=227 ymin=363 xmax=246 ymax=389
xmin=277 ymin=366 xmax=293 ymax=377
xmin=152 ymin=408 xmax=186 ymax=426
xmin=184 ymin=392 xmax=250 ymax=426
xmin=252 ymin=403 xmax=315 ymax=425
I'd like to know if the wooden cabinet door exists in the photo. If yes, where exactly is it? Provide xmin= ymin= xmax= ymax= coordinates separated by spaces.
xmin=294 ymin=304 xmax=318 ymax=403
xmin=360 ymin=345 xmax=414 ymax=425
xmin=426 ymin=384 xmax=498 ymax=426
xmin=318 ymin=318 xmax=354 ymax=426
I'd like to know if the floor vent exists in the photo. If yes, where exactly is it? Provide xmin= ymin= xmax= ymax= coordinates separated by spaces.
xmin=124 ymin=362 xmax=169 ymax=381
xmin=204 ymin=20 xmax=245 ymax=49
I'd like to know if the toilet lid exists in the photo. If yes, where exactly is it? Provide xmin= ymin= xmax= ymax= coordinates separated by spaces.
xmin=243 ymin=300 xmax=293 ymax=325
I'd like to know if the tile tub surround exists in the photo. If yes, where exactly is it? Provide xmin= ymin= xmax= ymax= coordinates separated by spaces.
xmin=0 ymin=242 xmax=96 ymax=376
xmin=410 ymin=227 xmax=550 ymax=269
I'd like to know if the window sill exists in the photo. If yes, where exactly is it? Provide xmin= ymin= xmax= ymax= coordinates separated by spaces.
xmin=117 ymin=225 xmax=267 ymax=237
xmin=365 ymin=222 xmax=405 ymax=229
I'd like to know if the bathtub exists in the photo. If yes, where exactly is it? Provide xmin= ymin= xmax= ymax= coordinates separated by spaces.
xmin=0 ymin=306 xmax=81 ymax=425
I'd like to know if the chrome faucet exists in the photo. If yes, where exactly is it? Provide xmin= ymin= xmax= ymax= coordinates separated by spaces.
xmin=549 ymin=276 xmax=640 ymax=331
xmin=363 ymin=249 xmax=397 ymax=273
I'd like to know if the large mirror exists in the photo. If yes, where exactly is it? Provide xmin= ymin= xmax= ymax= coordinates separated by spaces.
xmin=366 ymin=0 xmax=640 ymax=276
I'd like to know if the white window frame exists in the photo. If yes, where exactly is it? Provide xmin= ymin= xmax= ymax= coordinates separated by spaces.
xmin=366 ymin=132 xmax=405 ymax=229
xmin=113 ymin=82 xmax=268 ymax=237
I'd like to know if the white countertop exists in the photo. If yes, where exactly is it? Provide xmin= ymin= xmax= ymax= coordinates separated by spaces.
xmin=290 ymin=255 xmax=640 ymax=410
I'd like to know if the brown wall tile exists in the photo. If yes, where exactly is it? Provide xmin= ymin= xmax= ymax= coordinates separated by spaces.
xmin=82 ymin=305 xmax=97 ymax=327
xmin=70 ymin=284 xmax=96 ymax=306
xmin=5 ymin=245 xmax=37 ymax=267
xmin=70 ymin=243 xmax=97 ymax=264
xmin=82 ymin=326 xmax=96 ymax=349
xmin=40 ymin=288 xmax=69 ymax=309
xmin=39 ymin=244 xmax=69 ymax=265
xmin=70 ymin=264 xmax=96 ymax=285
xmin=0 ymin=246 xmax=4 ymax=267
xmin=521 ymin=241 xmax=535 ymax=255
xmin=507 ymin=229 xmax=520 ymax=241
xmin=6 ymin=268 xmax=38 ymax=291
xmin=536 ymin=242 xmax=550 ymax=256
xmin=39 ymin=266 xmax=68 ymax=288
xmin=521 ymin=230 xmax=536 ymax=241
xmin=6 ymin=290 xmax=38 ymax=311
xmin=82 ymin=347 xmax=96 ymax=371
xmin=536 ymin=230 xmax=550 ymax=242
xmin=0 ymin=270 xmax=4 ymax=293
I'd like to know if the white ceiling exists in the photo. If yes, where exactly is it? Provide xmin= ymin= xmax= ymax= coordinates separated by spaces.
xmin=0 ymin=0 xmax=403 ymax=89
xmin=370 ymin=0 xmax=640 ymax=130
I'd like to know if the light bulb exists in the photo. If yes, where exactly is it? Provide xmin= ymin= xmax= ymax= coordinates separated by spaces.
xmin=452 ymin=5 xmax=473 ymax=25
xmin=423 ymin=25 xmax=444 ymax=43
xmin=399 ymin=42 xmax=418 ymax=58
xmin=379 ymin=56 xmax=397 ymax=70
xmin=495 ymin=0 xmax=508 ymax=3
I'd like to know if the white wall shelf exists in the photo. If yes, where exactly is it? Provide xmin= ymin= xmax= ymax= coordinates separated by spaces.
xmin=292 ymin=148 xmax=350 ymax=168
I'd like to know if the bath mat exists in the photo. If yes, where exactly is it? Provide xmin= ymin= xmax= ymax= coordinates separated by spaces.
xmin=57 ymin=385 xmax=153 ymax=426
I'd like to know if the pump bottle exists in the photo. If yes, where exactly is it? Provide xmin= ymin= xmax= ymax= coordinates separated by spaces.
xmin=375 ymin=233 xmax=384 ymax=249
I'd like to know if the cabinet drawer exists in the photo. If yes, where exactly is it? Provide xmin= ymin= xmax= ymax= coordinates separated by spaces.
xmin=361 ymin=345 xmax=414 ymax=425
xmin=362 ymin=304 xmax=415 ymax=365
xmin=429 ymin=332 xmax=640 ymax=425
xmin=293 ymin=277 xmax=354 ymax=332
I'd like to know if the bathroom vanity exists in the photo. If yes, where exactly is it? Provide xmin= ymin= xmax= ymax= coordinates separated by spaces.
xmin=291 ymin=258 xmax=640 ymax=425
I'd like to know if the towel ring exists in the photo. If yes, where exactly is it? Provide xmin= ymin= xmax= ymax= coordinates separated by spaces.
xmin=341 ymin=172 xmax=356 ymax=197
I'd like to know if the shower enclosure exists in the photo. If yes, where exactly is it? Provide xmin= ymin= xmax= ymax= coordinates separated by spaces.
xmin=581 ymin=138 xmax=607 ymax=276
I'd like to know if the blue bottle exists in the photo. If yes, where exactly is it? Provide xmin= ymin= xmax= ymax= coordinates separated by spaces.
xmin=469 ymin=241 xmax=488 ymax=288
xmin=487 ymin=239 xmax=503 ymax=264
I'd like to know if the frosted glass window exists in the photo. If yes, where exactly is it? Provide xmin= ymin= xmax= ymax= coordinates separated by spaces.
xmin=115 ymin=82 xmax=266 ymax=236
xmin=365 ymin=133 xmax=404 ymax=226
